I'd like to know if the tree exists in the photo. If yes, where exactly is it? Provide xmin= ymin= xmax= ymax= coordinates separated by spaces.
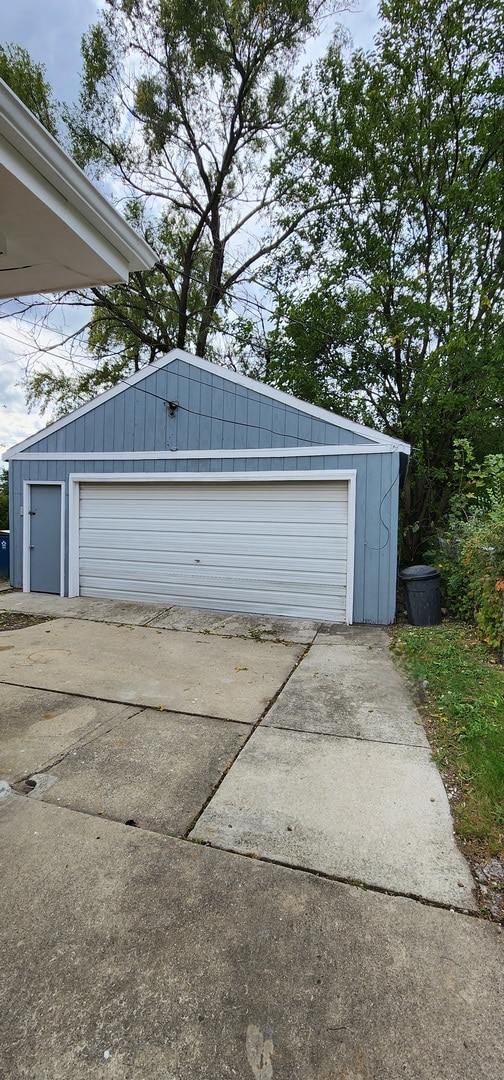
xmin=0 ymin=43 xmax=59 ymax=137
xmin=25 ymin=0 xmax=345 ymax=416
xmin=258 ymin=0 xmax=504 ymax=558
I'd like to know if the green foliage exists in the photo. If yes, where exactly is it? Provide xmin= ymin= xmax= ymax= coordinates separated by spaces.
xmin=247 ymin=0 xmax=504 ymax=560
xmin=462 ymin=506 xmax=504 ymax=652
xmin=0 ymin=469 xmax=8 ymax=531
xmin=449 ymin=440 xmax=504 ymax=522
xmin=0 ymin=43 xmax=59 ymax=136
xmin=25 ymin=360 xmax=129 ymax=418
xmin=428 ymin=442 xmax=504 ymax=650
xmin=24 ymin=0 xmax=343 ymax=418
xmin=434 ymin=537 xmax=474 ymax=623
xmin=393 ymin=623 xmax=504 ymax=855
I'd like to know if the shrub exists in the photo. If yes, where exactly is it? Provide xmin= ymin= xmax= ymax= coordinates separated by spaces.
xmin=426 ymin=442 xmax=504 ymax=652
xmin=433 ymin=532 xmax=473 ymax=620
xmin=462 ymin=503 xmax=504 ymax=653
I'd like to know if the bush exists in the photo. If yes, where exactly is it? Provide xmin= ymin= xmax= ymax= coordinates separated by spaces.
xmin=433 ymin=533 xmax=474 ymax=621
xmin=462 ymin=504 xmax=504 ymax=652
xmin=427 ymin=443 xmax=504 ymax=652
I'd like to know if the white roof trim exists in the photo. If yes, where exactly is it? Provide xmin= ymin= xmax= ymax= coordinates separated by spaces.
xmin=3 ymin=347 xmax=411 ymax=459
xmin=7 ymin=443 xmax=404 ymax=461
xmin=164 ymin=350 xmax=409 ymax=449
xmin=0 ymin=78 xmax=156 ymax=275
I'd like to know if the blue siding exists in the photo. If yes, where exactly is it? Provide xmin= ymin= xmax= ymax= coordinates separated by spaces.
xmin=24 ymin=358 xmax=375 ymax=455
xmin=9 ymin=451 xmax=401 ymax=623
xmin=8 ymin=355 xmax=404 ymax=622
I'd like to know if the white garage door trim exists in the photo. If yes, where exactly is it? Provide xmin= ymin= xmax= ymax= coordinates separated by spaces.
xmin=68 ymin=470 xmax=356 ymax=623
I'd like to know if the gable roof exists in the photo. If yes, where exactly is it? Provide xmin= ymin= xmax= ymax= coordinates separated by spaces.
xmin=0 ymin=78 xmax=156 ymax=298
xmin=3 ymin=348 xmax=411 ymax=460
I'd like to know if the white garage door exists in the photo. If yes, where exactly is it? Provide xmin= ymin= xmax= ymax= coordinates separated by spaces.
xmin=78 ymin=479 xmax=349 ymax=621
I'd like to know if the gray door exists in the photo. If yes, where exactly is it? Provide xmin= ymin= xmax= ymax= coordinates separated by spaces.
xmin=29 ymin=485 xmax=61 ymax=593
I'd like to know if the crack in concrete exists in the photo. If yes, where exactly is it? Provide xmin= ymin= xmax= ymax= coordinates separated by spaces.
xmin=189 ymin=839 xmax=485 ymax=922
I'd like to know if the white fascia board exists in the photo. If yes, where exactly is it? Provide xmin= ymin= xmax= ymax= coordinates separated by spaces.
xmin=69 ymin=469 xmax=357 ymax=483
xmin=159 ymin=350 xmax=411 ymax=452
xmin=9 ymin=443 xmax=405 ymax=461
xmin=2 ymin=359 xmax=162 ymax=459
xmin=0 ymin=79 xmax=156 ymax=272
xmin=2 ymin=347 xmax=411 ymax=460
xmin=1 ymin=138 xmax=131 ymax=284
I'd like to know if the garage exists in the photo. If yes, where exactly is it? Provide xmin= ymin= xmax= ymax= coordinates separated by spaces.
xmin=77 ymin=477 xmax=350 ymax=621
xmin=5 ymin=348 xmax=410 ymax=624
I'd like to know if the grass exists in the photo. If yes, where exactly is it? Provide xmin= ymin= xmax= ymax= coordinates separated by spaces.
xmin=391 ymin=622 xmax=504 ymax=859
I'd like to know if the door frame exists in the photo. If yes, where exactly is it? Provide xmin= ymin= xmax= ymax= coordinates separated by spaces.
xmin=68 ymin=469 xmax=356 ymax=623
xmin=22 ymin=481 xmax=66 ymax=595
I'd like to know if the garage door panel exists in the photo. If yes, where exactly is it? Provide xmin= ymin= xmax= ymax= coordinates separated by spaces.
xmin=80 ymin=505 xmax=348 ymax=527
xmin=78 ymin=577 xmax=347 ymax=619
xmin=80 ymin=584 xmax=347 ymax=612
xmin=79 ymin=481 xmax=345 ymax=501
xmin=80 ymin=562 xmax=346 ymax=588
xmin=78 ymin=480 xmax=350 ymax=621
xmin=79 ymin=533 xmax=349 ymax=558
xmin=80 ymin=552 xmax=348 ymax=573
xmin=80 ymin=520 xmax=348 ymax=541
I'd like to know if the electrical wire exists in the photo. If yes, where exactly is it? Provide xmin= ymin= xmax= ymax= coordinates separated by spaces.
xmin=363 ymin=472 xmax=399 ymax=552
xmin=0 ymin=260 xmax=399 ymax=444
xmin=1 ymin=247 xmax=343 ymax=367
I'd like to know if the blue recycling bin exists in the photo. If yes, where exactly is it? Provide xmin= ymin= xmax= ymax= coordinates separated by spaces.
xmin=0 ymin=531 xmax=9 ymax=579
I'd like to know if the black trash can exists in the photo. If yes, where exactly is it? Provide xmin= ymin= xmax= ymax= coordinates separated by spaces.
xmin=399 ymin=564 xmax=441 ymax=626
xmin=0 ymin=531 xmax=9 ymax=580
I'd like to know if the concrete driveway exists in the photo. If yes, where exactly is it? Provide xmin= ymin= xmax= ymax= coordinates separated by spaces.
xmin=0 ymin=593 xmax=502 ymax=1079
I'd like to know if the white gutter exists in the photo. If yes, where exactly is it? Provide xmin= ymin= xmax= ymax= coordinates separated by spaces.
xmin=0 ymin=78 xmax=156 ymax=272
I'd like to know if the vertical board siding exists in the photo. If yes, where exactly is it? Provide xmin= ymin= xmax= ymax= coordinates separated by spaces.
xmin=10 ymin=452 xmax=401 ymax=623
xmin=22 ymin=359 xmax=375 ymax=455
xmin=9 ymin=356 xmax=402 ymax=622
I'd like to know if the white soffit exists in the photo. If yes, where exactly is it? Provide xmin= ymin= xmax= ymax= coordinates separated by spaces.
xmin=0 ymin=79 xmax=156 ymax=299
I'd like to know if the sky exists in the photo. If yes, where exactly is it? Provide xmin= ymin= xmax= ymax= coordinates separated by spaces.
xmin=0 ymin=1 xmax=381 ymax=453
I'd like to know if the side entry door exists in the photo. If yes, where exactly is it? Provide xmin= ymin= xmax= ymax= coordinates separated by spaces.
xmin=29 ymin=484 xmax=62 ymax=594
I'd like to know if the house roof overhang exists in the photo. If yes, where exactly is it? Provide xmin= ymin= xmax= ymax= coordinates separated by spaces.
xmin=0 ymin=79 xmax=156 ymax=299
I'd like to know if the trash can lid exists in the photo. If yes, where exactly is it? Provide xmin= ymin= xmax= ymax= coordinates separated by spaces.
xmin=399 ymin=564 xmax=440 ymax=581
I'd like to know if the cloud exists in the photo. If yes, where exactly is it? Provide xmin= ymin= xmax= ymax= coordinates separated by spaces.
xmin=2 ymin=0 xmax=104 ymax=103
xmin=0 ymin=362 xmax=44 ymax=450
xmin=0 ymin=310 xmax=83 ymax=450
xmin=337 ymin=2 xmax=381 ymax=51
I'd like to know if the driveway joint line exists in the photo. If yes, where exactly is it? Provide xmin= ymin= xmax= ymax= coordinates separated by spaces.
xmin=11 ymin=792 xmax=480 ymax=922
xmin=9 ymin=706 xmax=149 ymax=788
xmin=190 ymin=840 xmax=482 ymax=921
xmin=0 ymin=678 xmax=251 ymax=727
xmin=181 ymin=644 xmax=311 ymax=839
xmin=262 ymin=721 xmax=429 ymax=750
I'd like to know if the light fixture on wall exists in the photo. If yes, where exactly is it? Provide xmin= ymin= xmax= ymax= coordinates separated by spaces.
xmin=164 ymin=400 xmax=179 ymax=417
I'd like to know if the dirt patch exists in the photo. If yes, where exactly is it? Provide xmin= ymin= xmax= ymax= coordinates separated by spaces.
xmin=0 ymin=612 xmax=52 ymax=632
xmin=466 ymin=846 xmax=504 ymax=924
